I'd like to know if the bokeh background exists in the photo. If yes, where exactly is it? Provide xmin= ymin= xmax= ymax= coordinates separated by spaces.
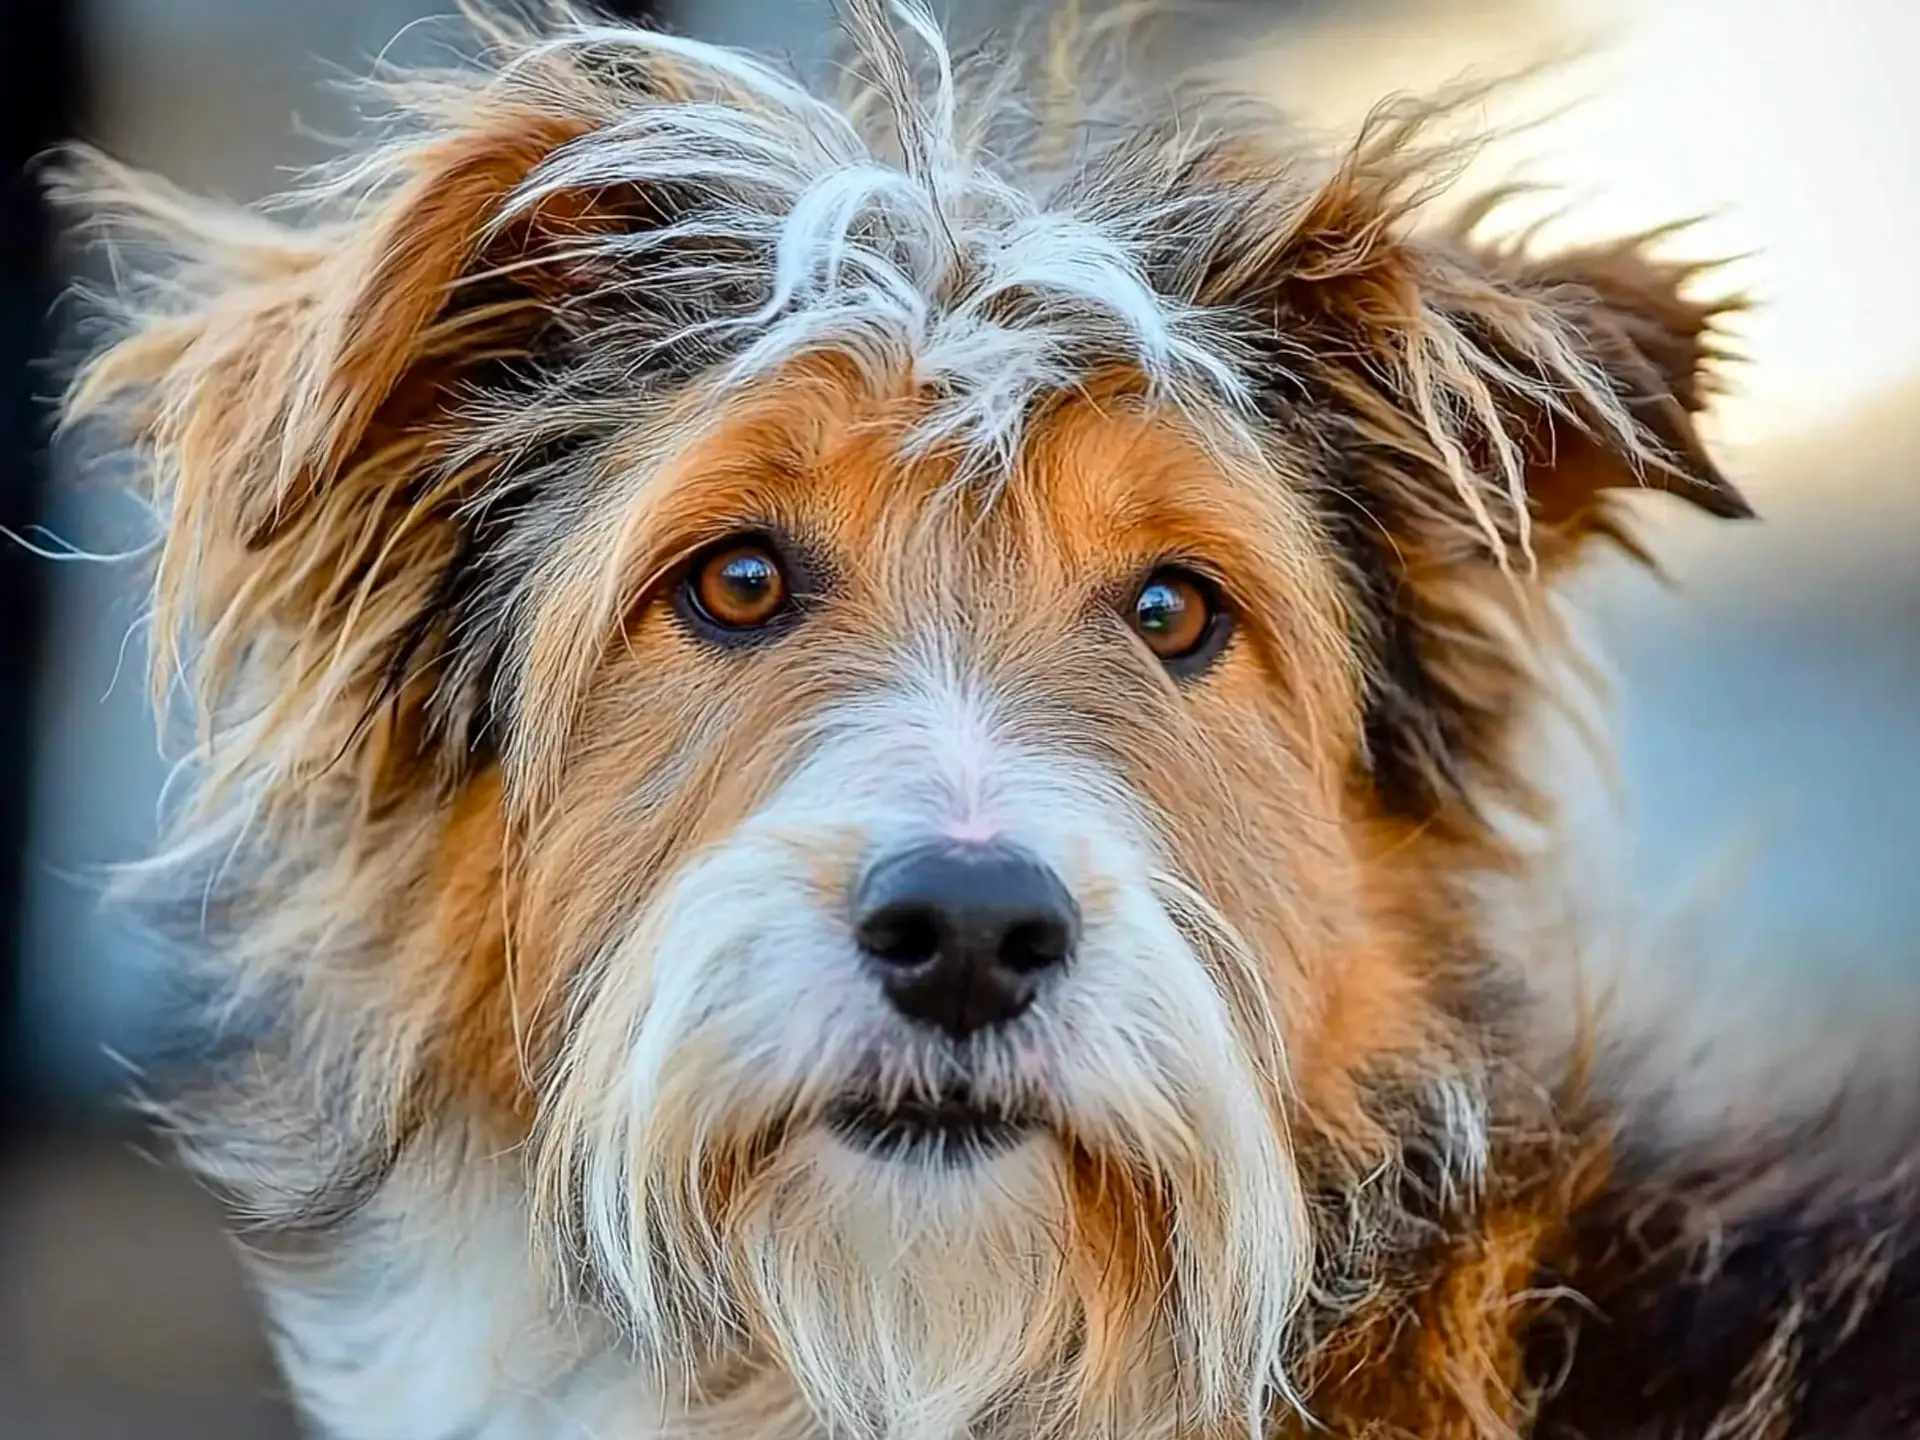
xmin=2 ymin=1 xmax=1914 ymax=1435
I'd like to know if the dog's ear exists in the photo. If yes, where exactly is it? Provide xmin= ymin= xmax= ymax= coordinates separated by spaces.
xmin=1284 ymin=216 xmax=1752 ymax=572
xmin=1314 ymin=225 xmax=1751 ymax=823
xmin=60 ymin=42 xmax=695 ymax=806
xmin=1429 ymin=228 xmax=1752 ymax=537
xmin=1197 ymin=123 xmax=1753 ymax=823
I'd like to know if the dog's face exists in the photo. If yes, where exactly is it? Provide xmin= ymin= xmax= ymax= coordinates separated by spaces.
xmin=526 ymin=368 xmax=1347 ymax=1421
xmin=69 ymin=5 xmax=1748 ymax=1433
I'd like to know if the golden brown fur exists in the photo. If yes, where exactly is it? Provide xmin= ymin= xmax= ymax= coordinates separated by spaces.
xmin=56 ymin=5 xmax=1912 ymax=1440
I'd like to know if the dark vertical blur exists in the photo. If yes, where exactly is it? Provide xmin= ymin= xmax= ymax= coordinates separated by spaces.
xmin=1 ymin=1 xmax=85 ymax=1147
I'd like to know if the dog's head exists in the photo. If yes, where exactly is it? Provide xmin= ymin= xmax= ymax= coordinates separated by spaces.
xmin=66 ymin=3 xmax=1748 ymax=1432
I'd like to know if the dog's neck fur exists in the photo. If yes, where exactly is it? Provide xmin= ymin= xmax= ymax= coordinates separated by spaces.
xmin=231 ymin=1098 xmax=1920 ymax=1440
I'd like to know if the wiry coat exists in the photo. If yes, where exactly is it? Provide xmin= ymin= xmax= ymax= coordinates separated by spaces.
xmin=55 ymin=3 xmax=1917 ymax=1437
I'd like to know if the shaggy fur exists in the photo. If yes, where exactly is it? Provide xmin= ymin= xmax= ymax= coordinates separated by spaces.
xmin=54 ymin=3 xmax=1915 ymax=1437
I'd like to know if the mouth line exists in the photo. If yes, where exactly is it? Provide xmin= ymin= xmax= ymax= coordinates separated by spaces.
xmin=825 ymin=1086 xmax=1039 ymax=1164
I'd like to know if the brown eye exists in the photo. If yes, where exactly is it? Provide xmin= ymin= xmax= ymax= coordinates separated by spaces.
xmin=687 ymin=539 xmax=789 ymax=631
xmin=1129 ymin=567 xmax=1228 ymax=670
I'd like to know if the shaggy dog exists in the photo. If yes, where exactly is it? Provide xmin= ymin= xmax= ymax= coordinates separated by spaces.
xmin=57 ymin=2 xmax=1918 ymax=1436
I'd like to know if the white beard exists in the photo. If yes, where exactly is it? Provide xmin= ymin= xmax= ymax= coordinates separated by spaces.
xmin=251 ymin=1137 xmax=1260 ymax=1440
xmin=258 ymin=661 xmax=1316 ymax=1440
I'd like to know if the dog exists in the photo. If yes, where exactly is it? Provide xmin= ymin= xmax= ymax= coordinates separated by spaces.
xmin=56 ymin=2 xmax=1920 ymax=1436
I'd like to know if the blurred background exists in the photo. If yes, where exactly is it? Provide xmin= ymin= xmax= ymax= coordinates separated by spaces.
xmin=1 ymin=0 xmax=1913 ymax=1435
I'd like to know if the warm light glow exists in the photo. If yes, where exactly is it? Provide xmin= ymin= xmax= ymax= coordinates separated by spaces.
xmin=1235 ymin=0 xmax=1920 ymax=452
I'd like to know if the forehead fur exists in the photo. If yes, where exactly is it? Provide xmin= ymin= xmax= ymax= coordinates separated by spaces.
xmin=473 ymin=0 xmax=1266 ymax=477
xmin=76 ymin=0 xmax=1660 ymax=510
xmin=512 ymin=364 xmax=1353 ymax=771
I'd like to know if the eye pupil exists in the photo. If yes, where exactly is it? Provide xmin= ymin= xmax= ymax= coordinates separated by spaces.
xmin=1137 ymin=582 xmax=1185 ymax=634
xmin=718 ymin=554 xmax=774 ymax=601
xmin=689 ymin=540 xmax=790 ymax=631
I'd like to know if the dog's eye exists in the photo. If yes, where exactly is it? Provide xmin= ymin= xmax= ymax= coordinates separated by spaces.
xmin=686 ymin=538 xmax=790 ymax=632
xmin=1129 ymin=567 xmax=1230 ymax=672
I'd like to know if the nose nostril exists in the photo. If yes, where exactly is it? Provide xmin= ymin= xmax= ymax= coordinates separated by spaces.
xmin=856 ymin=905 xmax=941 ymax=969
xmin=999 ymin=918 xmax=1072 ymax=975
xmin=851 ymin=841 xmax=1078 ymax=1038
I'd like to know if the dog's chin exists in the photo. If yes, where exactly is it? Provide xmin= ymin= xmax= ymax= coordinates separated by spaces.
xmin=824 ymin=1085 xmax=1043 ymax=1168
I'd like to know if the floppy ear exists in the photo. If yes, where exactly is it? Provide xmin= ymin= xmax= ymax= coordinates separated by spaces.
xmin=1292 ymin=215 xmax=1753 ymax=825
xmin=1315 ymin=223 xmax=1753 ymax=572
xmin=1437 ymin=229 xmax=1752 ymax=534
xmin=60 ymin=40 xmax=691 ymax=808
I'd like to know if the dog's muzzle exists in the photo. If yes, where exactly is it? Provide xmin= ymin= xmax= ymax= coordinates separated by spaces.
xmin=814 ymin=838 xmax=1079 ymax=1162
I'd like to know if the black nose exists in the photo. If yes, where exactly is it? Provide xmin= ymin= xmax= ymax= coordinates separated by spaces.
xmin=852 ymin=842 xmax=1079 ymax=1039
